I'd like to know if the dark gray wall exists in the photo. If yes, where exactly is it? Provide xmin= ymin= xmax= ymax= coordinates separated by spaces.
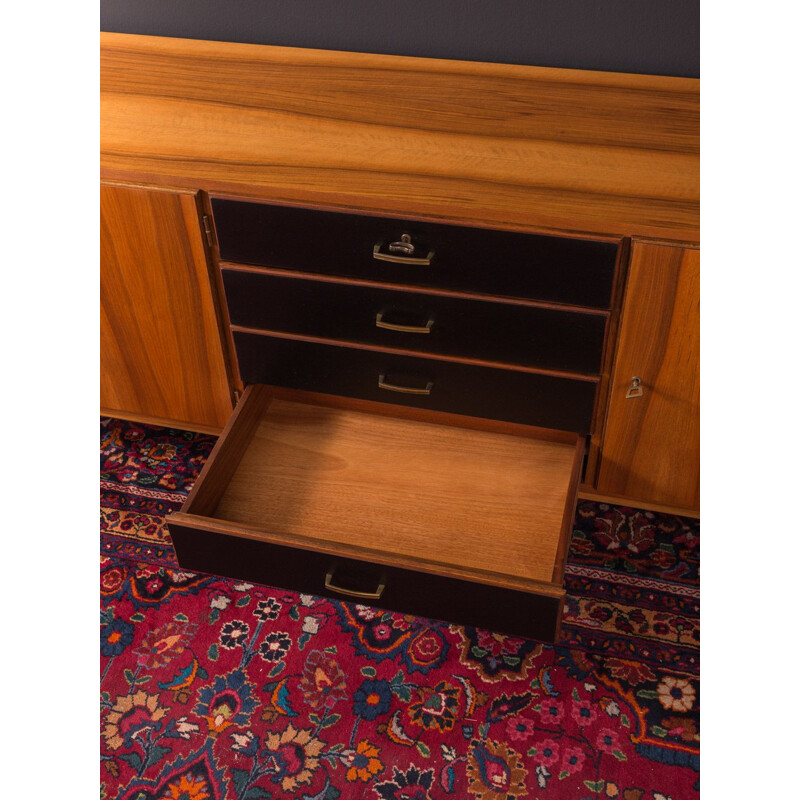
xmin=100 ymin=0 xmax=699 ymax=78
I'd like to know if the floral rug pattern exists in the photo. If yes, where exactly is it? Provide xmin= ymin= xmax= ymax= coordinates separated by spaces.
xmin=101 ymin=417 xmax=699 ymax=800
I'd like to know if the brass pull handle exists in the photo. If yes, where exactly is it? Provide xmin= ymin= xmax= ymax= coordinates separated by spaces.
xmin=325 ymin=567 xmax=385 ymax=600
xmin=375 ymin=311 xmax=434 ymax=334
xmin=378 ymin=374 xmax=434 ymax=395
xmin=373 ymin=234 xmax=434 ymax=265
xmin=626 ymin=376 xmax=644 ymax=399
xmin=388 ymin=233 xmax=415 ymax=255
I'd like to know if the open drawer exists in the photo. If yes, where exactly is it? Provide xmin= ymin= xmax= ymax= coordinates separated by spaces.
xmin=167 ymin=385 xmax=584 ymax=642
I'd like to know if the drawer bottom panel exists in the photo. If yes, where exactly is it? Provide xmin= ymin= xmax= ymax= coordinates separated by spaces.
xmin=232 ymin=330 xmax=597 ymax=434
xmin=169 ymin=523 xmax=564 ymax=643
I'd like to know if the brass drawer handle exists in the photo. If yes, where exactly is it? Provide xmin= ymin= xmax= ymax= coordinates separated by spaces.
xmin=378 ymin=374 xmax=434 ymax=395
xmin=373 ymin=234 xmax=434 ymax=265
xmin=325 ymin=567 xmax=386 ymax=600
xmin=375 ymin=311 xmax=434 ymax=334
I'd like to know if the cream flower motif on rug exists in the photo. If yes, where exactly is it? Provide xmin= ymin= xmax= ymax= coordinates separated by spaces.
xmin=102 ymin=690 xmax=168 ymax=750
xmin=656 ymin=676 xmax=696 ymax=712
xmin=263 ymin=724 xmax=324 ymax=791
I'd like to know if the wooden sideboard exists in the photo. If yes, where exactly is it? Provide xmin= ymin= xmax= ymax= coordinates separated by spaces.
xmin=100 ymin=33 xmax=699 ymax=519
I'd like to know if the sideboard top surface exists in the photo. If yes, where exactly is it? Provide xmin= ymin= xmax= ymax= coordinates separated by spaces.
xmin=100 ymin=33 xmax=699 ymax=243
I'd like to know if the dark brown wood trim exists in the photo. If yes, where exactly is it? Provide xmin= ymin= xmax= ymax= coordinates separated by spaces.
xmin=553 ymin=594 xmax=567 ymax=643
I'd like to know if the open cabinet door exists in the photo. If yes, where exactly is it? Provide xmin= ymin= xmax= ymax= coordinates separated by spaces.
xmin=100 ymin=183 xmax=233 ymax=431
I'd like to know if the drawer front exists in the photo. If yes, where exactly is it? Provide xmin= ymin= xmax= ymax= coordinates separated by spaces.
xmin=169 ymin=523 xmax=563 ymax=642
xmin=222 ymin=268 xmax=607 ymax=374
xmin=212 ymin=198 xmax=618 ymax=308
xmin=232 ymin=330 xmax=597 ymax=433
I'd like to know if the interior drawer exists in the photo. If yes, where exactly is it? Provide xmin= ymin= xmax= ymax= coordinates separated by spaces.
xmin=167 ymin=385 xmax=584 ymax=642
xmin=232 ymin=329 xmax=598 ymax=434
xmin=222 ymin=267 xmax=607 ymax=374
xmin=211 ymin=198 xmax=618 ymax=308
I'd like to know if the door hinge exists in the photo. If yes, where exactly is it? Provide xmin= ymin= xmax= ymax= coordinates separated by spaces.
xmin=233 ymin=389 xmax=241 ymax=406
xmin=202 ymin=215 xmax=215 ymax=247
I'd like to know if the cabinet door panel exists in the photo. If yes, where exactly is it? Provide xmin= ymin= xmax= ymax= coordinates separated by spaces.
xmin=596 ymin=243 xmax=699 ymax=512
xmin=100 ymin=183 xmax=233 ymax=430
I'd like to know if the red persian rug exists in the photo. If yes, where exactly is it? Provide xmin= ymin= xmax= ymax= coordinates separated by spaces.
xmin=101 ymin=417 xmax=699 ymax=800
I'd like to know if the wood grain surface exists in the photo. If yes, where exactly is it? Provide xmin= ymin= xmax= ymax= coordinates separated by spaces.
xmin=198 ymin=395 xmax=581 ymax=588
xmin=100 ymin=182 xmax=234 ymax=429
xmin=595 ymin=243 xmax=700 ymax=512
xmin=182 ymin=385 xmax=273 ymax=517
xmin=269 ymin=387 xmax=584 ymax=445
xmin=100 ymin=33 xmax=699 ymax=242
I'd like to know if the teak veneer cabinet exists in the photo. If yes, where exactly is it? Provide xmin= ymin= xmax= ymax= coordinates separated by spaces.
xmin=100 ymin=183 xmax=236 ymax=431
xmin=100 ymin=33 xmax=699 ymax=641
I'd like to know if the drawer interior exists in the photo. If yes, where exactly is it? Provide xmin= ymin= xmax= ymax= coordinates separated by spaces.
xmin=172 ymin=385 xmax=584 ymax=593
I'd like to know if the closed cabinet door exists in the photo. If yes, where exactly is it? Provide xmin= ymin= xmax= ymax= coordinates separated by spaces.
xmin=100 ymin=183 xmax=233 ymax=430
xmin=596 ymin=242 xmax=699 ymax=513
